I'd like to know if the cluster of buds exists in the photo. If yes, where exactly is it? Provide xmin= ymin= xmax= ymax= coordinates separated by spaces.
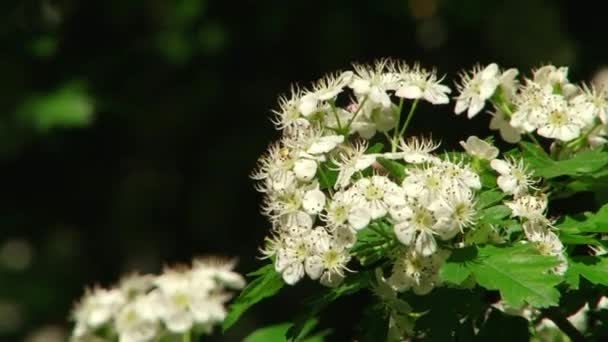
xmin=252 ymin=59 xmax=565 ymax=295
xmin=70 ymin=258 xmax=244 ymax=342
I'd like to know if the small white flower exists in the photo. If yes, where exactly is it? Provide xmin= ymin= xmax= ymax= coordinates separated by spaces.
xmin=533 ymin=65 xmax=578 ymax=97
xmin=320 ymin=188 xmax=371 ymax=230
xmin=115 ymin=293 xmax=161 ymax=342
xmin=387 ymin=248 xmax=449 ymax=295
xmin=71 ymin=287 xmax=126 ymax=338
xmin=350 ymin=60 xmax=399 ymax=108
xmin=489 ymin=109 xmax=522 ymax=143
xmin=455 ymin=63 xmax=500 ymax=118
xmin=571 ymin=83 xmax=608 ymax=125
xmin=490 ymin=158 xmax=536 ymax=197
xmin=430 ymin=190 xmax=477 ymax=238
xmin=354 ymin=175 xmax=406 ymax=219
xmin=298 ymin=71 xmax=353 ymax=117
xmin=504 ymin=194 xmax=548 ymax=221
xmin=459 ymin=136 xmax=499 ymax=160
xmin=498 ymin=68 xmax=520 ymax=100
xmin=304 ymin=228 xmax=351 ymax=286
xmin=393 ymin=204 xmax=439 ymax=256
xmin=523 ymin=223 xmax=567 ymax=275
xmin=537 ymin=95 xmax=582 ymax=142
xmin=331 ymin=141 xmax=377 ymax=189
xmin=275 ymin=234 xmax=310 ymax=285
xmin=388 ymin=136 xmax=441 ymax=164
xmin=350 ymin=101 xmax=398 ymax=139
xmin=393 ymin=63 xmax=451 ymax=105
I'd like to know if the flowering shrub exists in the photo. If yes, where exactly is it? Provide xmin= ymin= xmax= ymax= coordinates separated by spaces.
xmin=69 ymin=258 xmax=244 ymax=341
xmin=226 ymin=60 xmax=608 ymax=341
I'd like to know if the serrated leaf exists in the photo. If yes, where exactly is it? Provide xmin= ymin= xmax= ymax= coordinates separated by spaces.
xmin=377 ymin=158 xmax=406 ymax=182
xmin=556 ymin=203 xmax=608 ymax=234
xmin=564 ymin=256 xmax=608 ymax=290
xmin=223 ymin=264 xmax=284 ymax=331
xmin=351 ymin=220 xmax=394 ymax=266
xmin=479 ymin=205 xmax=511 ymax=224
xmin=477 ymin=190 xmax=507 ymax=209
xmin=467 ymin=244 xmax=562 ymax=308
xmin=520 ymin=142 xmax=608 ymax=178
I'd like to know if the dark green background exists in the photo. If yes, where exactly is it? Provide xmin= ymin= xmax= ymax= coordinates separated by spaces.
xmin=0 ymin=0 xmax=605 ymax=340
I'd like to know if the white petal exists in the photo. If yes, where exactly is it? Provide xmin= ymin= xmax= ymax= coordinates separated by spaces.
xmin=350 ymin=79 xmax=371 ymax=95
xmin=424 ymin=87 xmax=450 ymax=104
xmin=455 ymin=98 xmax=469 ymax=114
xmin=164 ymin=310 xmax=194 ymax=333
xmin=303 ymin=189 xmax=326 ymax=215
xmin=304 ymin=256 xmax=324 ymax=280
xmin=479 ymin=78 xmax=499 ymax=99
xmin=394 ymin=221 xmax=416 ymax=245
xmin=490 ymin=159 xmax=511 ymax=175
xmin=481 ymin=63 xmax=499 ymax=80
xmin=497 ymin=175 xmax=517 ymax=194
xmin=416 ymin=231 xmax=437 ymax=256
xmin=308 ymin=135 xmax=344 ymax=154
xmin=348 ymin=206 xmax=371 ymax=230
xmin=395 ymin=85 xmax=422 ymax=99
xmin=294 ymin=159 xmax=317 ymax=181
xmin=354 ymin=154 xmax=377 ymax=171
xmin=368 ymin=200 xmax=387 ymax=219
xmin=467 ymin=97 xmax=486 ymax=118
xmin=282 ymin=263 xmax=305 ymax=285
xmin=299 ymin=93 xmax=318 ymax=117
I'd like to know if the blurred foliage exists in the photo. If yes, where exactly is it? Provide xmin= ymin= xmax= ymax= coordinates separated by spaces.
xmin=0 ymin=0 xmax=607 ymax=341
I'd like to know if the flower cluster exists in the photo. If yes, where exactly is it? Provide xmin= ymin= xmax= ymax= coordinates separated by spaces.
xmin=455 ymin=64 xmax=608 ymax=148
xmin=253 ymin=60 xmax=564 ymax=297
xmin=70 ymin=258 xmax=245 ymax=342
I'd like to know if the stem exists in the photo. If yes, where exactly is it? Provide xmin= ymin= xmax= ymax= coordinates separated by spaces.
xmin=542 ymin=308 xmax=586 ymax=342
xmin=525 ymin=133 xmax=543 ymax=149
xmin=398 ymin=98 xmax=419 ymax=139
xmin=345 ymin=96 xmax=368 ymax=132
xmin=317 ymin=163 xmax=334 ymax=195
xmin=330 ymin=102 xmax=343 ymax=131
xmin=392 ymin=98 xmax=405 ymax=152
xmin=182 ymin=331 xmax=191 ymax=342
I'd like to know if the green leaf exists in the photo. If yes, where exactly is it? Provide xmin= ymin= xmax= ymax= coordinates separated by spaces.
xmin=479 ymin=205 xmax=511 ymax=224
xmin=243 ymin=319 xmax=328 ymax=342
xmin=366 ymin=142 xmax=384 ymax=154
xmin=468 ymin=244 xmax=562 ymax=307
xmin=16 ymin=82 xmax=94 ymax=131
xmin=317 ymin=162 xmax=338 ymax=190
xmin=351 ymin=220 xmax=395 ymax=266
xmin=477 ymin=190 xmax=507 ymax=209
xmin=440 ymin=246 xmax=476 ymax=285
xmin=223 ymin=264 xmax=284 ymax=331
xmin=377 ymin=158 xmax=406 ymax=182
xmin=520 ymin=142 xmax=608 ymax=178
xmin=556 ymin=203 xmax=608 ymax=234
xmin=564 ymin=256 xmax=608 ymax=290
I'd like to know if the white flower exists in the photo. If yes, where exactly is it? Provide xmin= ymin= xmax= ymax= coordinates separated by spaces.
xmin=504 ymin=194 xmax=547 ymax=221
xmin=498 ymin=68 xmax=520 ymax=100
xmin=304 ymin=227 xmax=351 ymax=286
xmin=459 ymin=136 xmax=499 ymax=160
xmin=571 ymin=83 xmax=608 ymax=125
xmin=455 ymin=63 xmax=500 ymax=118
xmin=350 ymin=60 xmax=399 ymax=108
xmin=71 ymin=287 xmax=127 ymax=338
xmin=191 ymin=257 xmax=246 ymax=290
xmin=385 ymin=136 xmax=440 ymax=164
xmin=387 ymin=248 xmax=449 ymax=295
xmin=393 ymin=63 xmax=451 ymax=104
xmin=251 ymin=142 xmax=298 ymax=192
xmin=331 ymin=141 xmax=377 ymax=189
xmin=298 ymin=71 xmax=353 ymax=117
xmin=537 ymin=95 xmax=582 ymax=142
xmin=430 ymin=190 xmax=477 ymax=238
xmin=523 ymin=223 xmax=567 ymax=275
xmin=271 ymin=86 xmax=304 ymax=130
xmin=392 ymin=204 xmax=440 ymax=256
xmin=490 ymin=109 xmax=522 ymax=143
xmin=350 ymin=101 xmax=398 ymax=139
xmin=115 ymin=293 xmax=161 ymax=342
xmin=320 ymin=188 xmax=371 ymax=230
xmin=490 ymin=158 xmax=536 ymax=197
xmin=262 ymin=182 xmax=324 ymax=234
xmin=510 ymin=81 xmax=549 ymax=133
xmin=275 ymin=233 xmax=314 ymax=285
xmin=354 ymin=175 xmax=406 ymax=219
xmin=533 ymin=65 xmax=577 ymax=97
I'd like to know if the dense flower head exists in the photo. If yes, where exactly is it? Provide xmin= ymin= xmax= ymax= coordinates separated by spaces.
xmin=70 ymin=258 xmax=244 ymax=342
xmin=253 ymin=59 xmax=565 ymax=299
xmin=454 ymin=63 xmax=608 ymax=147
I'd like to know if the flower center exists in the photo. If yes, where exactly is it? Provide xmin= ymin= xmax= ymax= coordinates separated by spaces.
xmin=364 ymin=185 xmax=384 ymax=200
xmin=548 ymin=110 xmax=568 ymax=126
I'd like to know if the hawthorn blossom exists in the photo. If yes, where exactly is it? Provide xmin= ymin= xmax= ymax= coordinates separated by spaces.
xmin=393 ymin=63 xmax=451 ymax=105
xmin=459 ymin=136 xmax=499 ymax=160
xmin=454 ymin=63 xmax=500 ymax=118
xmin=490 ymin=157 xmax=536 ymax=197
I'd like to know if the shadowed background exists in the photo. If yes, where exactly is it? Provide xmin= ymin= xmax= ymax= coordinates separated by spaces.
xmin=0 ymin=0 xmax=606 ymax=340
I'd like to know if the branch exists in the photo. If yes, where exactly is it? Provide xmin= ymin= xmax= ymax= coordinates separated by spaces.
xmin=541 ymin=307 xmax=585 ymax=342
